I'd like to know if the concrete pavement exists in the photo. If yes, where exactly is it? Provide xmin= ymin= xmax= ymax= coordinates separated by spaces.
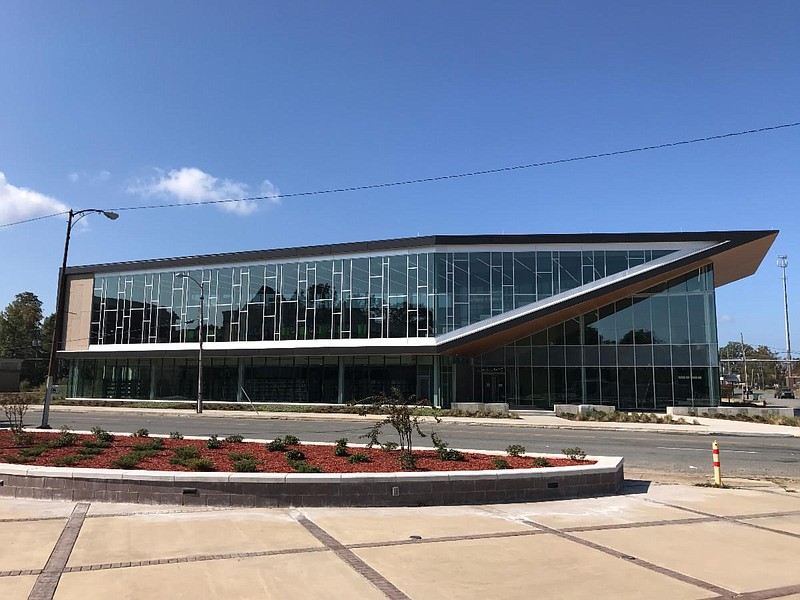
xmin=40 ymin=404 xmax=800 ymax=438
xmin=2 ymin=481 xmax=799 ymax=599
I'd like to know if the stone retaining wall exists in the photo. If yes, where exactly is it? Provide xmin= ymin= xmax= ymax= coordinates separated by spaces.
xmin=0 ymin=456 xmax=623 ymax=508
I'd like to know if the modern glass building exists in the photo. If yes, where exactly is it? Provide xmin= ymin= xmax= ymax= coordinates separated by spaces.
xmin=58 ymin=231 xmax=777 ymax=409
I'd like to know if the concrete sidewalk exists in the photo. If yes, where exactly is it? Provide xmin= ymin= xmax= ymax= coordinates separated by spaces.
xmin=45 ymin=404 xmax=800 ymax=438
xmin=2 ymin=480 xmax=799 ymax=599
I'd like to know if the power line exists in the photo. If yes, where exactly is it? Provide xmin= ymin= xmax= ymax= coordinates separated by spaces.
xmin=2 ymin=120 xmax=799 ymax=228
xmin=0 ymin=211 xmax=70 ymax=229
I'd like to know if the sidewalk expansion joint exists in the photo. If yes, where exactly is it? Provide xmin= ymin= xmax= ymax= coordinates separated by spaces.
xmin=62 ymin=546 xmax=327 ymax=574
xmin=293 ymin=511 xmax=411 ymax=600
xmin=479 ymin=505 xmax=734 ymax=597
xmin=27 ymin=502 xmax=90 ymax=600
xmin=641 ymin=497 xmax=800 ymax=541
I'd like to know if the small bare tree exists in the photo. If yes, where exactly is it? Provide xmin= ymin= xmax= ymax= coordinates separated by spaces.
xmin=1 ymin=392 xmax=31 ymax=440
xmin=357 ymin=388 xmax=440 ymax=460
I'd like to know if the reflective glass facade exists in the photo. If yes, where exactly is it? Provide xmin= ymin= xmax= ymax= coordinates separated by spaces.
xmin=473 ymin=266 xmax=720 ymax=408
xmin=89 ymin=248 xmax=675 ymax=345
xmin=64 ymin=235 xmax=734 ymax=410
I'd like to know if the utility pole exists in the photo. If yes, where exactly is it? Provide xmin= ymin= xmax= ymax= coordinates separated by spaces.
xmin=740 ymin=332 xmax=748 ymax=399
xmin=777 ymin=255 xmax=792 ymax=387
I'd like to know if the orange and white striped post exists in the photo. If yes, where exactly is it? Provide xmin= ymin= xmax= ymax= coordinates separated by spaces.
xmin=712 ymin=440 xmax=722 ymax=486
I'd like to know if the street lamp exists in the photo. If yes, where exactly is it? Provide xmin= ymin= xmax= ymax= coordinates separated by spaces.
xmin=176 ymin=272 xmax=205 ymax=414
xmin=40 ymin=209 xmax=119 ymax=428
xmin=777 ymin=255 xmax=793 ymax=387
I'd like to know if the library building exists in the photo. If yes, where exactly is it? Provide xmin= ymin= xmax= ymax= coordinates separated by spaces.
xmin=57 ymin=230 xmax=776 ymax=410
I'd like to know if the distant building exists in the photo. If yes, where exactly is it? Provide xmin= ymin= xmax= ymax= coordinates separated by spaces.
xmin=0 ymin=358 xmax=24 ymax=392
xmin=56 ymin=230 xmax=776 ymax=410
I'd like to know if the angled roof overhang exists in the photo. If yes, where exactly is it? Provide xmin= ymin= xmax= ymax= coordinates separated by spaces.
xmin=437 ymin=230 xmax=777 ymax=356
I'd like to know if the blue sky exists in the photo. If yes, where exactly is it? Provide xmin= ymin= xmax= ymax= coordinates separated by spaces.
xmin=0 ymin=1 xmax=798 ymax=353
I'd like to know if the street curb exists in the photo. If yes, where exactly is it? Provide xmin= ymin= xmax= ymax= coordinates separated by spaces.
xmin=32 ymin=405 xmax=800 ymax=439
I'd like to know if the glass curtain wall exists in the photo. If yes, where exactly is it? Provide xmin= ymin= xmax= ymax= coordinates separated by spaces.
xmin=89 ymin=248 xmax=676 ymax=346
xmin=475 ymin=266 xmax=720 ymax=409
xmin=68 ymin=355 xmax=438 ymax=405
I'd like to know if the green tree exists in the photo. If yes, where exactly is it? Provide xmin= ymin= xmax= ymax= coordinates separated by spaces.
xmin=40 ymin=313 xmax=55 ymax=357
xmin=719 ymin=341 xmax=783 ymax=388
xmin=0 ymin=292 xmax=44 ymax=358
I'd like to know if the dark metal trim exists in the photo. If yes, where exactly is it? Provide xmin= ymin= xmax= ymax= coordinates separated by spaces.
xmin=63 ymin=230 xmax=777 ymax=275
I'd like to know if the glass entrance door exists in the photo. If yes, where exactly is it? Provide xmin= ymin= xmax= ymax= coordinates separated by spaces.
xmin=482 ymin=370 xmax=506 ymax=403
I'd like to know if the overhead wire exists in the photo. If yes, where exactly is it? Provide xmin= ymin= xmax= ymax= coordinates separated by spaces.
xmin=2 ymin=120 xmax=799 ymax=228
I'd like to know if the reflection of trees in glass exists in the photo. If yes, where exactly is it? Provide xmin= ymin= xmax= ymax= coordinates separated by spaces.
xmin=618 ymin=329 xmax=654 ymax=345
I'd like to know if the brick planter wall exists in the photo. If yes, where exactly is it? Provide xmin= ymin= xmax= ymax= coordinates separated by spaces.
xmin=0 ymin=456 xmax=623 ymax=507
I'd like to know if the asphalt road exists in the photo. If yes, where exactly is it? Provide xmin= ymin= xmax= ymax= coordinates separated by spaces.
xmin=19 ymin=407 xmax=800 ymax=481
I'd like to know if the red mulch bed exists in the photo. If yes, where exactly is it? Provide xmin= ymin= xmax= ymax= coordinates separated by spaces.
xmin=0 ymin=430 xmax=594 ymax=473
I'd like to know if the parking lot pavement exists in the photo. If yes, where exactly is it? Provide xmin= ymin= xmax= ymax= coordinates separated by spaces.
xmin=1 ymin=483 xmax=799 ymax=600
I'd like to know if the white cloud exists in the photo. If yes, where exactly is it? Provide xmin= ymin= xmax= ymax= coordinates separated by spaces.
xmin=0 ymin=172 xmax=70 ymax=226
xmin=68 ymin=170 xmax=111 ymax=184
xmin=720 ymin=314 xmax=734 ymax=323
xmin=130 ymin=167 xmax=279 ymax=216
xmin=259 ymin=179 xmax=281 ymax=204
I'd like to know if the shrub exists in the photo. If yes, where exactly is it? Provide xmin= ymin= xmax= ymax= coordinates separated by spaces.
xmin=0 ymin=392 xmax=30 ymax=435
xmin=91 ymin=426 xmax=115 ymax=444
xmin=51 ymin=426 xmax=78 ymax=448
xmin=267 ymin=439 xmax=286 ymax=452
xmin=347 ymin=452 xmax=370 ymax=464
xmin=77 ymin=446 xmax=104 ymax=456
xmin=111 ymin=454 xmax=141 ymax=469
xmin=206 ymin=434 xmax=224 ymax=449
xmin=132 ymin=438 xmax=164 ymax=452
xmin=12 ymin=431 xmax=35 ymax=446
xmin=282 ymin=434 xmax=300 ymax=445
xmin=169 ymin=431 xmax=184 ymax=440
xmin=380 ymin=441 xmax=399 ymax=452
xmin=224 ymin=434 xmax=244 ymax=443
xmin=431 ymin=432 xmax=464 ymax=461
xmin=3 ymin=454 xmax=33 ymax=464
xmin=334 ymin=438 xmax=349 ymax=457
xmin=285 ymin=449 xmax=305 ymax=462
xmin=492 ymin=457 xmax=511 ymax=469
xmin=132 ymin=428 xmax=149 ymax=438
xmin=399 ymin=452 xmax=417 ymax=470
xmin=562 ymin=447 xmax=587 ymax=461
xmin=290 ymin=461 xmax=323 ymax=473
xmin=232 ymin=458 xmax=258 ymax=472
xmin=53 ymin=455 xmax=83 ymax=467
xmin=438 ymin=448 xmax=465 ymax=461
xmin=185 ymin=457 xmax=215 ymax=471
xmin=228 ymin=452 xmax=255 ymax=462
xmin=532 ymin=457 xmax=552 ymax=468
xmin=82 ymin=439 xmax=112 ymax=449
xmin=171 ymin=446 xmax=201 ymax=464
xmin=19 ymin=443 xmax=52 ymax=457
xmin=357 ymin=387 xmax=439 ymax=455
xmin=505 ymin=444 xmax=526 ymax=457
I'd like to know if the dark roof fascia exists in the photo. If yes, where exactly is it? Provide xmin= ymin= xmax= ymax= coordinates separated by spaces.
xmin=63 ymin=230 xmax=777 ymax=276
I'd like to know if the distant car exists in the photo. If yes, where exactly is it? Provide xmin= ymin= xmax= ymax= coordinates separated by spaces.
xmin=776 ymin=389 xmax=795 ymax=399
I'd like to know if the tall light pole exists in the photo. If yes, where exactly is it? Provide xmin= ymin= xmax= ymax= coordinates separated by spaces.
xmin=777 ymin=255 xmax=793 ymax=387
xmin=177 ymin=272 xmax=204 ymax=414
xmin=40 ymin=209 xmax=119 ymax=428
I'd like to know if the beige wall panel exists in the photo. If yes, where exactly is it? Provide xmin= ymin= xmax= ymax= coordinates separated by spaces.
xmin=63 ymin=275 xmax=94 ymax=351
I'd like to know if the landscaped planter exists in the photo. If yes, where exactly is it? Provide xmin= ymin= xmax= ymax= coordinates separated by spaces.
xmin=0 ymin=430 xmax=624 ymax=507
